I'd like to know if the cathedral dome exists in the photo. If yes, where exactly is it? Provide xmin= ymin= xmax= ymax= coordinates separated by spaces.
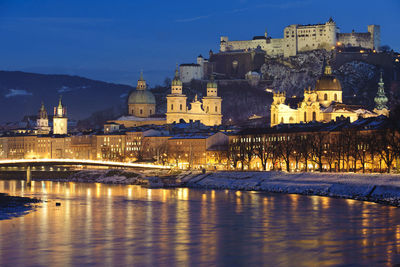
xmin=315 ymin=65 xmax=342 ymax=91
xmin=128 ymin=90 xmax=156 ymax=105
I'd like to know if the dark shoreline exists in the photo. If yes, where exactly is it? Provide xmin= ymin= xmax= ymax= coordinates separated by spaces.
xmin=0 ymin=193 xmax=41 ymax=220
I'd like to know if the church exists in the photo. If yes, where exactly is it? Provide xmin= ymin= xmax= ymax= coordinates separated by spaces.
xmin=166 ymin=67 xmax=222 ymax=126
xmin=270 ymin=63 xmax=388 ymax=127
xmin=111 ymin=72 xmax=166 ymax=128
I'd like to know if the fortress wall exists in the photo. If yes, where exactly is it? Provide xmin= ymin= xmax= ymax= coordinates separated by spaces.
xmin=337 ymin=33 xmax=373 ymax=49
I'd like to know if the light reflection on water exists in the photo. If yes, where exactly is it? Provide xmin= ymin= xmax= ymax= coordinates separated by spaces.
xmin=0 ymin=180 xmax=400 ymax=266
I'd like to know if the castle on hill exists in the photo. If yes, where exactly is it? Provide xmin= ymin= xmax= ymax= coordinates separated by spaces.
xmin=220 ymin=18 xmax=380 ymax=57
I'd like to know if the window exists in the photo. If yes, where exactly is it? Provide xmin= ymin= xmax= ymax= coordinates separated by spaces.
xmin=334 ymin=93 xmax=337 ymax=101
xmin=171 ymin=104 xmax=173 ymax=110
xmin=304 ymin=112 xmax=307 ymax=121
xmin=215 ymin=106 xmax=218 ymax=112
xmin=180 ymin=104 xmax=182 ymax=111
xmin=324 ymin=93 xmax=328 ymax=101
xmin=281 ymin=117 xmax=284 ymax=124
xmin=140 ymin=109 xmax=143 ymax=115
xmin=150 ymin=110 xmax=152 ymax=115
xmin=312 ymin=111 xmax=316 ymax=121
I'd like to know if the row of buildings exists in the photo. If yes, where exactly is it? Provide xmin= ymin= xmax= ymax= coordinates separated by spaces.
xmin=1 ymin=115 xmax=398 ymax=172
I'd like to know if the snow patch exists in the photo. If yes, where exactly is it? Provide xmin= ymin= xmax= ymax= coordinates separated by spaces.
xmin=5 ymin=89 xmax=33 ymax=98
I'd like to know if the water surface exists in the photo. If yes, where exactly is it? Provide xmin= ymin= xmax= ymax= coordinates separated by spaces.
xmin=0 ymin=180 xmax=400 ymax=266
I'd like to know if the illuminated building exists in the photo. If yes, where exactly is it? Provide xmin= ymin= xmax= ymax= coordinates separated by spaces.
xmin=166 ymin=67 xmax=222 ymax=126
xmin=270 ymin=62 xmax=380 ymax=127
xmin=110 ymin=72 xmax=166 ymax=127
xmin=36 ymin=102 xmax=51 ymax=134
xmin=53 ymin=97 xmax=68 ymax=135
xmin=220 ymin=18 xmax=380 ymax=57
xmin=373 ymin=72 xmax=389 ymax=116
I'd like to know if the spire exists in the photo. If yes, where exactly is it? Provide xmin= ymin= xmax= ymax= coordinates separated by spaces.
xmin=171 ymin=64 xmax=182 ymax=87
xmin=38 ymin=101 xmax=48 ymax=119
xmin=58 ymin=96 xmax=63 ymax=109
xmin=174 ymin=63 xmax=179 ymax=79
xmin=374 ymin=71 xmax=388 ymax=110
xmin=137 ymin=70 xmax=146 ymax=90
xmin=139 ymin=69 xmax=144 ymax=81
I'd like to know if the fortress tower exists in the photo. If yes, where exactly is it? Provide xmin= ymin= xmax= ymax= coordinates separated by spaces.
xmin=53 ymin=97 xmax=68 ymax=135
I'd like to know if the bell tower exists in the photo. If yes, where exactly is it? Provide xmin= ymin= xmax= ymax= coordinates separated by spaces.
xmin=202 ymin=75 xmax=222 ymax=125
xmin=166 ymin=66 xmax=187 ymax=123
xmin=53 ymin=96 xmax=68 ymax=135
xmin=373 ymin=72 xmax=389 ymax=116
xmin=36 ymin=102 xmax=51 ymax=134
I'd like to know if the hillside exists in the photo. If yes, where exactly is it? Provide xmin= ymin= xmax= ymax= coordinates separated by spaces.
xmin=261 ymin=50 xmax=400 ymax=109
xmin=0 ymin=71 xmax=134 ymax=123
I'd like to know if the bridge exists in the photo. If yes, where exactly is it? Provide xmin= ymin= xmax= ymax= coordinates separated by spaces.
xmin=0 ymin=159 xmax=170 ymax=169
xmin=0 ymin=159 xmax=170 ymax=185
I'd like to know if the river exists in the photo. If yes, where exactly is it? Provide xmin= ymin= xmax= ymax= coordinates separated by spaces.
xmin=0 ymin=180 xmax=400 ymax=266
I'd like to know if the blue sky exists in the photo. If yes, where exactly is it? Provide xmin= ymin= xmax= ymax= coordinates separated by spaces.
xmin=0 ymin=0 xmax=399 ymax=86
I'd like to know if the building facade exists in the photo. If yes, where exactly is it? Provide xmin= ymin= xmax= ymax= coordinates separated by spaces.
xmin=270 ymin=63 xmax=380 ymax=127
xmin=166 ymin=69 xmax=222 ymax=126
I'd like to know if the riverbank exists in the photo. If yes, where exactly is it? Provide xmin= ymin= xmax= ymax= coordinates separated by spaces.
xmin=182 ymin=171 xmax=400 ymax=206
xmin=0 ymin=193 xmax=41 ymax=220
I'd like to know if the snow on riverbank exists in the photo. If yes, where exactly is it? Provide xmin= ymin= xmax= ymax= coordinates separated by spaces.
xmin=183 ymin=172 xmax=400 ymax=206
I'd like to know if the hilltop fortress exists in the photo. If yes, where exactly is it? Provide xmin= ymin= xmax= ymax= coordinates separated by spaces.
xmin=220 ymin=18 xmax=380 ymax=57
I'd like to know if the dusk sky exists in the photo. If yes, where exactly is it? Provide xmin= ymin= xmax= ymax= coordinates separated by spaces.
xmin=1 ymin=0 xmax=399 ymax=86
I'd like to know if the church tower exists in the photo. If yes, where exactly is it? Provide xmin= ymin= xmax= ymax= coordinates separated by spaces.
xmin=53 ymin=97 xmax=68 ymax=135
xmin=166 ymin=66 xmax=187 ymax=123
xmin=202 ymin=75 xmax=222 ymax=125
xmin=36 ymin=102 xmax=51 ymax=134
xmin=374 ymin=72 xmax=389 ymax=116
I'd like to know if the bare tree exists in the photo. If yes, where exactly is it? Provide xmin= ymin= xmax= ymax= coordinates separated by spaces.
xmin=296 ymin=134 xmax=312 ymax=172
xmin=278 ymin=134 xmax=295 ymax=172
xmin=253 ymin=134 xmax=274 ymax=171
xmin=310 ymin=132 xmax=328 ymax=172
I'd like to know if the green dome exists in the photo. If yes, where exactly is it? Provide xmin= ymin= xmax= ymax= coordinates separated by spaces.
xmin=128 ymin=90 xmax=156 ymax=105
xmin=207 ymin=75 xmax=217 ymax=88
